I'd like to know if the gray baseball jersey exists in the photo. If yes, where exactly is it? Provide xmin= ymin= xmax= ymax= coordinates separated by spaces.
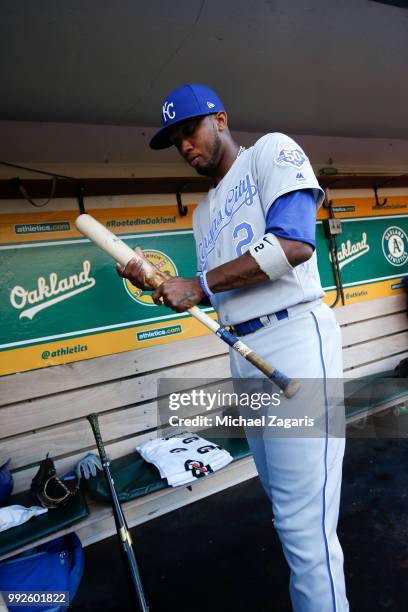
xmin=192 ymin=133 xmax=325 ymax=326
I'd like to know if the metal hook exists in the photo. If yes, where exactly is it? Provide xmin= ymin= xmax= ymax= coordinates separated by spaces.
xmin=176 ymin=189 xmax=188 ymax=216
xmin=77 ymin=184 xmax=86 ymax=214
xmin=374 ymin=187 xmax=387 ymax=207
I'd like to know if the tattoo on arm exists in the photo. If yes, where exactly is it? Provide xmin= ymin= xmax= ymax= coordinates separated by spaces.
xmin=208 ymin=254 xmax=268 ymax=293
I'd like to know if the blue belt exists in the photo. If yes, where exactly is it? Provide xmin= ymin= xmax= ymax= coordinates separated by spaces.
xmin=231 ymin=309 xmax=289 ymax=336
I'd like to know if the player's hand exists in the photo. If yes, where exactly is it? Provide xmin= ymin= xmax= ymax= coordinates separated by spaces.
xmin=115 ymin=246 xmax=167 ymax=291
xmin=151 ymin=277 xmax=204 ymax=312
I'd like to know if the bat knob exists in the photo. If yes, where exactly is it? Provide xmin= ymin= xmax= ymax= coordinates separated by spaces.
xmin=270 ymin=371 xmax=301 ymax=398
xmin=283 ymin=379 xmax=301 ymax=399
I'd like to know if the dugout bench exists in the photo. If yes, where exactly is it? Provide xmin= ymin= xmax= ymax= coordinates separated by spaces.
xmin=1 ymin=294 xmax=407 ymax=561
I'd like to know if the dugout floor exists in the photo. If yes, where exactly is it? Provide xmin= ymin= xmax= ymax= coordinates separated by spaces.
xmin=71 ymin=415 xmax=408 ymax=612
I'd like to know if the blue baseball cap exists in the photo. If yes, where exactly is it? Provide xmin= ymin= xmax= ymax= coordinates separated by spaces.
xmin=149 ymin=83 xmax=225 ymax=150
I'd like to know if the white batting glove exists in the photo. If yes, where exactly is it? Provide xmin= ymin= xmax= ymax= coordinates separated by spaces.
xmin=75 ymin=453 xmax=103 ymax=480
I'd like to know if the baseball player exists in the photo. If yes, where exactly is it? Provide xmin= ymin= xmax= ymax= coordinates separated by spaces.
xmin=118 ymin=84 xmax=349 ymax=612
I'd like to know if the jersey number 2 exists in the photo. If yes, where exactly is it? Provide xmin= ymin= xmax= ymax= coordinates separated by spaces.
xmin=233 ymin=222 xmax=254 ymax=257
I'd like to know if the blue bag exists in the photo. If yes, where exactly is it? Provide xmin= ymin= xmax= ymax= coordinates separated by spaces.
xmin=0 ymin=460 xmax=13 ymax=506
xmin=0 ymin=533 xmax=84 ymax=611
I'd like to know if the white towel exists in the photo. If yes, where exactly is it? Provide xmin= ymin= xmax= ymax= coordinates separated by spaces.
xmin=136 ymin=432 xmax=233 ymax=486
xmin=0 ymin=505 xmax=48 ymax=533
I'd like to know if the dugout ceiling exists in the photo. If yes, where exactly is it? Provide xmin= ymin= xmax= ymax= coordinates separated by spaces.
xmin=1 ymin=0 xmax=408 ymax=140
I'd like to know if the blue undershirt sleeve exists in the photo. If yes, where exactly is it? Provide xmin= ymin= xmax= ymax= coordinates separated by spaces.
xmin=265 ymin=188 xmax=317 ymax=249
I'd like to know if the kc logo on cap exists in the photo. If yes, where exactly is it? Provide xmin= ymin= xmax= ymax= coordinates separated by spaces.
xmin=162 ymin=100 xmax=175 ymax=123
xmin=150 ymin=83 xmax=225 ymax=150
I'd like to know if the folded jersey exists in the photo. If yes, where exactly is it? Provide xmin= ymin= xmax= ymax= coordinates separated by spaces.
xmin=136 ymin=432 xmax=233 ymax=487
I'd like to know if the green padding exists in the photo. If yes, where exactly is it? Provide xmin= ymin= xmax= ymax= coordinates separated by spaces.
xmin=344 ymin=371 xmax=408 ymax=419
xmin=0 ymin=485 xmax=89 ymax=558
xmin=86 ymin=435 xmax=251 ymax=503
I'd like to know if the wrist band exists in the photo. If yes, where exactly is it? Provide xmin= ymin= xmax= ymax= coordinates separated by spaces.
xmin=199 ymin=270 xmax=214 ymax=298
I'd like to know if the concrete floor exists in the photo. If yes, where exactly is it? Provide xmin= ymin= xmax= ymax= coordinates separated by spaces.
xmin=71 ymin=417 xmax=408 ymax=612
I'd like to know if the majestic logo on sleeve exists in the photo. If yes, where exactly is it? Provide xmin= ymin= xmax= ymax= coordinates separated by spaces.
xmin=10 ymin=260 xmax=95 ymax=320
xmin=275 ymin=143 xmax=308 ymax=168
xmin=382 ymin=226 xmax=408 ymax=266
xmin=198 ymin=172 xmax=258 ymax=267
xmin=162 ymin=100 xmax=175 ymax=122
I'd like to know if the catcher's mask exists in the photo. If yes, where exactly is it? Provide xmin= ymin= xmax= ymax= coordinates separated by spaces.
xmin=31 ymin=454 xmax=79 ymax=509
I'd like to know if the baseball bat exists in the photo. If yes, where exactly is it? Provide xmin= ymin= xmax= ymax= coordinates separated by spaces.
xmin=76 ymin=214 xmax=300 ymax=398
xmin=87 ymin=413 xmax=149 ymax=612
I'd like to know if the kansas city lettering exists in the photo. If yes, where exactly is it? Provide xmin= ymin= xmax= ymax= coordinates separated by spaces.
xmin=198 ymin=172 xmax=258 ymax=264
xmin=10 ymin=260 xmax=96 ymax=320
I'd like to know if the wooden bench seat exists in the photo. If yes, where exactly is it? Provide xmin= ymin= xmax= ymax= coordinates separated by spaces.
xmin=0 ymin=294 xmax=407 ymax=561
xmin=85 ymin=435 xmax=251 ymax=503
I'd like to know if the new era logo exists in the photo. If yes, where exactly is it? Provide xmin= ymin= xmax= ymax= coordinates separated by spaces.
xmin=207 ymin=101 xmax=215 ymax=109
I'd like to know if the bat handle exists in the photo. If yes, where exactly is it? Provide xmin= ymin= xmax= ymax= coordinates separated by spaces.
xmin=215 ymin=327 xmax=300 ymax=398
xmin=246 ymin=351 xmax=300 ymax=398
xmin=271 ymin=372 xmax=301 ymax=399
xmin=87 ymin=413 xmax=109 ymax=464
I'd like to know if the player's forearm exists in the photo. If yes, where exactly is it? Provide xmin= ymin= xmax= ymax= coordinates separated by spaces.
xmin=206 ymin=238 xmax=313 ymax=294
xmin=117 ymin=237 xmax=312 ymax=313
xmin=206 ymin=252 xmax=268 ymax=293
